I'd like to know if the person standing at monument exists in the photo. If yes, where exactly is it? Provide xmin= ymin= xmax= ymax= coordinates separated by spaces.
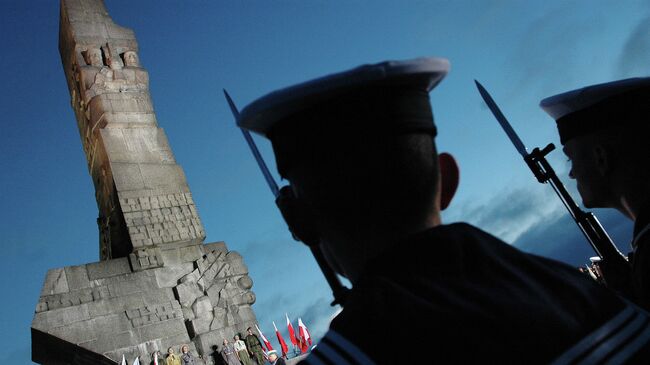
xmin=180 ymin=345 xmax=196 ymax=365
xmin=220 ymin=339 xmax=240 ymax=365
xmin=540 ymin=78 xmax=650 ymax=308
xmin=234 ymin=57 xmax=650 ymax=363
xmin=234 ymin=334 xmax=253 ymax=365
xmin=151 ymin=351 xmax=165 ymax=365
xmin=245 ymin=327 xmax=266 ymax=364
xmin=165 ymin=347 xmax=181 ymax=365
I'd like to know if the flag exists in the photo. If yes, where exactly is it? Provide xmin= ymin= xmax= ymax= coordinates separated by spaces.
xmin=133 ymin=357 xmax=140 ymax=365
xmin=286 ymin=313 xmax=298 ymax=346
xmin=256 ymin=324 xmax=273 ymax=351
xmin=121 ymin=354 xmax=126 ymax=365
xmin=153 ymin=352 xmax=159 ymax=365
xmin=273 ymin=321 xmax=289 ymax=357
xmin=298 ymin=317 xmax=312 ymax=352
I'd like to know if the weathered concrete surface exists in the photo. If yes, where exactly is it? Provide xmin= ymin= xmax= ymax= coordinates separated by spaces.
xmin=33 ymin=243 xmax=257 ymax=364
xmin=32 ymin=1 xmax=259 ymax=364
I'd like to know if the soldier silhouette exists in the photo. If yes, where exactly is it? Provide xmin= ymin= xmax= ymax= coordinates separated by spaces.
xmin=236 ymin=58 xmax=650 ymax=363
xmin=541 ymin=78 xmax=650 ymax=308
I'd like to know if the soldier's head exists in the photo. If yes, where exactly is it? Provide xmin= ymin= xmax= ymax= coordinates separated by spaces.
xmin=238 ymin=58 xmax=459 ymax=280
xmin=167 ymin=347 xmax=174 ymax=355
xmin=541 ymin=78 xmax=650 ymax=214
xmin=247 ymin=327 xmax=253 ymax=335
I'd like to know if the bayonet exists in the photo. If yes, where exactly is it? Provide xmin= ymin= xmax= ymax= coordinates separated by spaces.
xmin=475 ymin=81 xmax=528 ymax=158
xmin=224 ymin=90 xmax=280 ymax=198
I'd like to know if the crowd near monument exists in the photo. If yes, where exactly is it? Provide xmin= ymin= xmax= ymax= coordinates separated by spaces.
xmin=31 ymin=1 xmax=258 ymax=363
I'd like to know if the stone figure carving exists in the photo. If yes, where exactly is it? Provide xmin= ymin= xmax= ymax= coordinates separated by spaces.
xmin=123 ymin=50 xmax=140 ymax=67
xmin=79 ymin=47 xmax=103 ymax=106
xmin=84 ymin=47 xmax=104 ymax=67
xmin=79 ymin=45 xmax=148 ymax=107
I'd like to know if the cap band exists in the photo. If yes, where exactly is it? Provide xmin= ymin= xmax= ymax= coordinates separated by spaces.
xmin=269 ymin=88 xmax=436 ymax=137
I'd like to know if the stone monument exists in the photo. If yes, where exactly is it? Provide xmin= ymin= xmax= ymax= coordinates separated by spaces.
xmin=31 ymin=1 xmax=258 ymax=363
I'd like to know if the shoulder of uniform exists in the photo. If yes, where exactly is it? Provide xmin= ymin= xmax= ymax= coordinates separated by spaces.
xmin=550 ymin=300 xmax=650 ymax=364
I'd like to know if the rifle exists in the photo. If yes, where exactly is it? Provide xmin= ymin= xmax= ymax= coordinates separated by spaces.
xmin=474 ymin=81 xmax=629 ymax=273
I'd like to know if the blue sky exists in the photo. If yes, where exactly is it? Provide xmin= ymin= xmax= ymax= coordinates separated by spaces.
xmin=1 ymin=1 xmax=649 ymax=362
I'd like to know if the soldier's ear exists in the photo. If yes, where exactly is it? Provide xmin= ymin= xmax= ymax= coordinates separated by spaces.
xmin=438 ymin=152 xmax=459 ymax=210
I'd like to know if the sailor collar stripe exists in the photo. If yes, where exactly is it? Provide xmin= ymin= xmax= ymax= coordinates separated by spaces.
xmin=302 ymin=330 xmax=376 ymax=365
xmin=550 ymin=301 xmax=650 ymax=364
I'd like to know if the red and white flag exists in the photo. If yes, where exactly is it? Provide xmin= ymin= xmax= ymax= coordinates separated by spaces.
xmin=256 ymin=324 xmax=273 ymax=351
xmin=273 ymin=321 xmax=289 ymax=357
xmin=153 ymin=352 xmax=160 ymax=365
xmin=286 ymin=313 xmax=298 ymax=346
xmin=298 ymin=317 xmax=312 ymax=352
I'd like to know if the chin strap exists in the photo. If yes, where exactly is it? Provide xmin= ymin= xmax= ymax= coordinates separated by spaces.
xmin=275 ymin=186 xmax=350 ymax=306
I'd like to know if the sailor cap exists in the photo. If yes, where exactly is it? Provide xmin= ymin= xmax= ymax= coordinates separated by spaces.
xmin=540 ymin=77 xmax=650 ymax=144
xmin=237 ymin=57 xmax=450 ymax=137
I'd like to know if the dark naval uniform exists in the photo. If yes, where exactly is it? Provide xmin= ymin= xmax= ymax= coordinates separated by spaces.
xmin=631 ymin=205 xmax=650 ymax=309
xmin=302 ymin=224 xmax=650 ymax=364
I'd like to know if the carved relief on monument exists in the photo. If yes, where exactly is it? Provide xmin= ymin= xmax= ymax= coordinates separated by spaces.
xmin=119 ymin=192 xmax=206 ymax=249
xmin=173 ymin=243 xmax=258 ymax=359
xmin=78 ymin=44 xmax=149 ymax=105
xmin=34 ymin=242 xmax=257 ymax=364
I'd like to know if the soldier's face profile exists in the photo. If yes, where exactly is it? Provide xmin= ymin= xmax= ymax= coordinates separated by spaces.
xmin=563 ymin=138 xmax=610 ymax=208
